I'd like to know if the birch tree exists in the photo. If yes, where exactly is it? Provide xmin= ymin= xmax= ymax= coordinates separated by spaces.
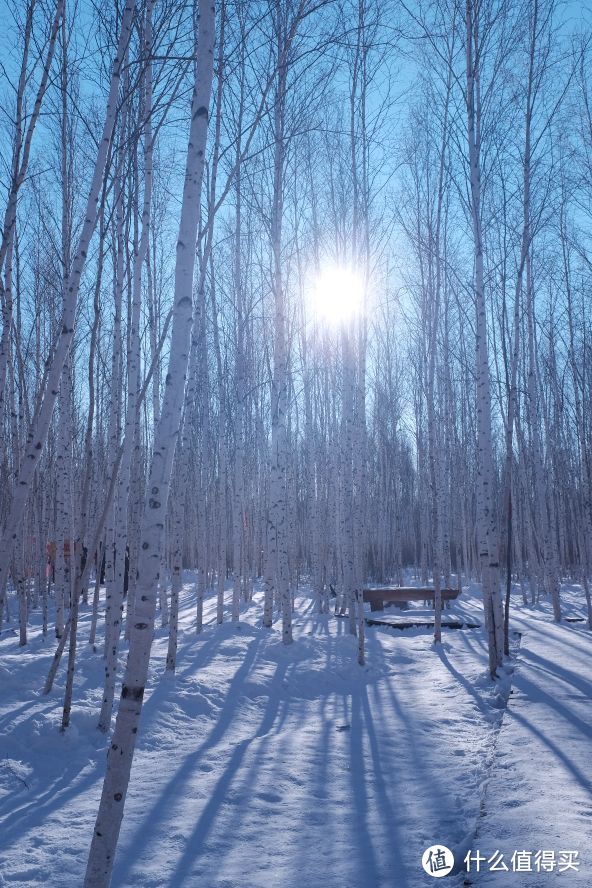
xmin=0 ymin=0 xmax=134 ymax=626
xmin=85 ymin=3 xmax=215 ymax=882
xmin=464 ymin=0 xmax=504 ymax=675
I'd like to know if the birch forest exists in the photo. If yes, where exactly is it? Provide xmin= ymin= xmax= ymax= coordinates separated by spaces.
xmin=1 ymin=0 xmax=592 ymax=886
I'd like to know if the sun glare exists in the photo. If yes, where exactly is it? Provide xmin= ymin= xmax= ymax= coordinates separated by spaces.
xmin=312 ymin=265 xmax=364 ymax=325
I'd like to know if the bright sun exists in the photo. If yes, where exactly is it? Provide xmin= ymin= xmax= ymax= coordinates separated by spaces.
xmin=312 ymin=265 xmax=364 ymax=325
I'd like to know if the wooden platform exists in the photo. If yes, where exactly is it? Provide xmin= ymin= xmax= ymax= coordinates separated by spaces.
xmin=363 ymin=586 xmax=460 ymax=612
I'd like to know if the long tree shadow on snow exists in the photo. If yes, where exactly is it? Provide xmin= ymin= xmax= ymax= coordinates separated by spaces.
xmin=164 ymin=623 xmax=400 ymax=888
xmin=114 ymin=617 xmax=502 ymax=887
xmin=113 ymin=628 xmax=268 ymax=885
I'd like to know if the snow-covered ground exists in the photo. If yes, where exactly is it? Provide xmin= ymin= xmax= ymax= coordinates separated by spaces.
xmin=1 ymin=578 xmax=590 ymax=887
xmin=469 ymin=604 xmax=592 ymax=885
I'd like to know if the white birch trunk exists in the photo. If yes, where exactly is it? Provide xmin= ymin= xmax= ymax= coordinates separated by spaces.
xmin=166 ymin=489 xmax=182 ymax=672
xmin=465 ymin=0 xmax=503 ymax=676
xmin=84 ymin=6 xmax=215 ymax=881
xmin=99 ymin=4 xmax=154 ymax=729
xmin=265 ymin=13 xmax=292 ymax=642
xmin=0 ymin=0 xmax=134 ymax=619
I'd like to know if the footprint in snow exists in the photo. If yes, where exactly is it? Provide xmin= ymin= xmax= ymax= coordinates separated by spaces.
xmin=256 ymin=791 xmax=283 ymax=803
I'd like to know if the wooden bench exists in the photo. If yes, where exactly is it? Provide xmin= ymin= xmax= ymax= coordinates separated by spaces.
xmin=363 ymin=586 xmax=460 ymax=612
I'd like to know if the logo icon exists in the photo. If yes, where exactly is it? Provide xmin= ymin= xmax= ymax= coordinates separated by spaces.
xmin=422 ymin=845 xmax=455 ymax=877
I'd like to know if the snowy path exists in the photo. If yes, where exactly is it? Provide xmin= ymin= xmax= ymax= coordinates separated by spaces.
xmin=1 ymin=581 xmax=503 ymax=888
xmin=1 ymin=581 xmax=591 ymax=887
xmin=471 ymin=606 xmax=592 ymax=886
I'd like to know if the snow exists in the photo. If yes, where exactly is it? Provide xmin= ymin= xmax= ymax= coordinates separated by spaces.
xmin=468 ymin=593 xmax=592 ymax=886
xmin=0 ymin=579 xmax=591 ymax=886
